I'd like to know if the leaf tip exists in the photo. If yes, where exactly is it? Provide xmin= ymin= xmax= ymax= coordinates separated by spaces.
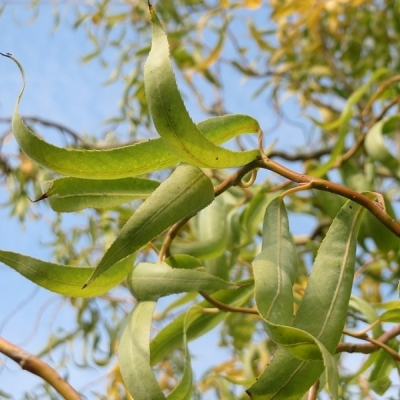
xmin=34 ymin=193 xmax=48 ymax=203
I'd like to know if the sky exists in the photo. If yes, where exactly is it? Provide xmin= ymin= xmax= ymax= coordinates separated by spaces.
xmin=0 ymin=3 xmax=279 ymax=398
xmin=0 ymin=1 xmax=397 ymax=400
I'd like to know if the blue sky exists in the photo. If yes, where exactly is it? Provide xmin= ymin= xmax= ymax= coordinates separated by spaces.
xmin=0 ymin=2 xmax=382 ymax=399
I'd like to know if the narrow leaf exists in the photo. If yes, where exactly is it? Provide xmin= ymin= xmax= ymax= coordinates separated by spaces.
xmin=0 ymin=250 xmax=133 ymax=297
xmin=365 ymin=115 xmax=400 ymax=179
xmin=119 ymin=301 xmax=166 ymax=400
xmin=127 ymin=261 xmax=236 ymax=301
xmin=119 ymin=302 xmax=199 ymax=400
xmin=252 ymin=197 xmax=298 ymax=326
xmin=309 ymin=68 xmax=387 ymax=177
xmin=7 ymin=54 xmax=259 ymax=178
xmin=144 ymin=6 xmax=259 ymax=168
xmin=171 ymin=195 xmax=228 ymax=259
xmin=248 ymin=198 xmax=368 ymax=399
xmin=150 ymin=285 xmax=254 ymax=365
xmin=39 ymin=176 xmax=160 ymax=212
xmin=85 ymin=164 xmax=214 ymax=286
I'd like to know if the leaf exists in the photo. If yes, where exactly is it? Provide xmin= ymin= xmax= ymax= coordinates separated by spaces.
xmin=144 ymin=6 xmax=259 ymax=168
xmin=119 ymin=301 xmax=166 ymax=400
xmin=5 ymin=54 xmax=259 ymax=178
xmin=247 ymin=197 xmax=368 ymax=399
xmin=0 ymin=250 xmax=133 ymax=297
xmin=365 ymin=115 xmax=400 ymax=179
xmin=252 ymin=197 xmax=298 ymax=327
xmin=119 ymin=302 xmax=200 ymax=400
xmin=85 ymin=164 xmax=214 ymax=286
xmin=368 ymin=345 xmax=396 ymax=396
xmin=349 ymin=295 xmax=383 ymax=338
xmin=309 ymin=68 xmax=387 ymax=177
xmin=150 ymin=285 xmax=254 ymax=365
xmin=38 ymin=176 xmax=160 ymax=212
xmin=170 ymin=195 xmax=228 ymax=259
xmin=127 ymin=261 xmax=236 ymax=301
xmin=165 ymin=254 xmax=203 ymax=269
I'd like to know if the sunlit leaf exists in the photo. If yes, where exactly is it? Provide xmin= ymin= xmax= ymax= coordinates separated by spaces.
xmin=39 ymin=176 xmax=160 ymax=212
xmin=144 ymin=6 xmax=259 ymax=168
xmin=247 ymin=197 xmax=368 ymax=399
xmin=127 ymin=261 xmax=236 ymax=301
xmin=0 ymin=250 xmax=134 ymax=297
xmin=6 ymin=53 xmax=259 ymax=178
xmin=309 ymin=68 xmax=387 ymax=177
xmin=365 ymin=115 xmax=400 ymax=179
xmin=86 ymin=164 xmax=214 ymax=286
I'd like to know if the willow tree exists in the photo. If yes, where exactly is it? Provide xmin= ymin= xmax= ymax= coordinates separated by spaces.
xmin=1 ymin=1 xmax=400 ymax=399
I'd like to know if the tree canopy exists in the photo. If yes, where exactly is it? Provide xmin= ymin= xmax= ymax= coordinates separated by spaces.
xmin=1 ymin=0 xmax=400 ymax=399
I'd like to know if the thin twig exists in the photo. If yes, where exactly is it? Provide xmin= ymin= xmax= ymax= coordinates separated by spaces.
xmin=199 ymin=291 xmax=259 ymax=315
xmin=337 ymin=324 xmax=400 ymax=357
xmin=0 ymin=336 xmax=82 ymax=400
xmin=307 ymin=380 xmax=320 ymax=400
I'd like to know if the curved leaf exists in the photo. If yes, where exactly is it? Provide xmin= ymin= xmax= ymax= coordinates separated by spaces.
xmin=170 ymin=195 xmax=228 ymax=260
xmin=85 ymin=164 xmax=214 ymax=286
xmin=365 ymin=115 xmax=400 ymax=179
xmin=39 ymin=176 xmax=160 ymax=212
xmin=127 ymin=261 xmax=236 ymax=301
xmin=119 ymin=301 xmax=198 ymax=400
xmin=150 ymin=285 xmax=254 ymax=365
xmin=7 ymin=54 xmax=259 ymax=179
xmin=144 ymin=6 xmax=259 ymax=168
xmin=119 ymin=301 xmax=166 ymax=400
xmin=0 ymin=250 xmax=133 ymax=297
xmin=309 ymin=68 xmax=387 ymax=177
xmin=252 ymin=197 xmax=298 ymax=326
xmin=248 ymin=197 xmax=368 ymax=399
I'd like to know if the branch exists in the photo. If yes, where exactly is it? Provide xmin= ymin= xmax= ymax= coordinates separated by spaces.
xmin=0 ymin=336 xmax=82 ymax=400
xmin=336 ymin=324 xmax=400 ymax=358
xmin=199 ymin=291 xmax=259 ymax=315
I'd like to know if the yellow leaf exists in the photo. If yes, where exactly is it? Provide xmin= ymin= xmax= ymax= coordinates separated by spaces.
xmin=243 ymin=0 xmax=262 ymax=9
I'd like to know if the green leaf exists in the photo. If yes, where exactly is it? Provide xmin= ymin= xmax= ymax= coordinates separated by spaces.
xmin=247 ymin=197 xmax=368 ymax=399
xmin=252 ymin=197 xmax=298 ymax=326
xmin=379 ymin=308 xmax=400 ymax=323
xmin=119 ymin=301 xmax=199 ymax=400
xmin=365 ymin=114 xmax=400 ymax=179
xmin=349 ymin=295 xmax=383 ymax=338
xmin=144 ymin=6 xmax=259 ymax=168
xmin=85 ymin=164 xmax=214 ymax=286
xmin=167 ymin=306 xmax=204 ymax=400
xmin=170 ymin=195 xmax=228 ymax=260
xmin=164 ymin=254 xmax=203 ymax=269
xmin=368 ymin=346 xmax=396 ymax=396
xmin=39 ymin=176 xmax=160 ymax=212
xmin=0 ymin=250 xmax=133 ymax=297
xmin=150 ymin=285 xmax=254 ymax=365
xmin=127 ymin=261 xmax=236 ymax=301
xmin=6 ymin=54 xmax=259 ymax=178
xmin=309 ymin=68 xmax=387 ymax=177
xmin=119 ymin=301 xmax=166 ymax=400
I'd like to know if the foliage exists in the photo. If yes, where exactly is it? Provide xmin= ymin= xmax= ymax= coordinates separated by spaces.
xmin=1 ymin=1 xmax=400 ymax=399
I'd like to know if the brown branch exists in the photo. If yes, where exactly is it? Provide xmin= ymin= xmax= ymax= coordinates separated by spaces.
xmin=0 ymin=336 xmax=82 ymax=400
xmin=199 ymin=291 xmax=259 ymax=315
xmin=268 ymin=147 xmax=333 ymax=162
xmin=307 ymin=380 xmax=320 ymax=400
xmin=336 ymin=324 xmax=400 ymax=357
xmin=258 ymin=130 xmax=400 ymax=237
